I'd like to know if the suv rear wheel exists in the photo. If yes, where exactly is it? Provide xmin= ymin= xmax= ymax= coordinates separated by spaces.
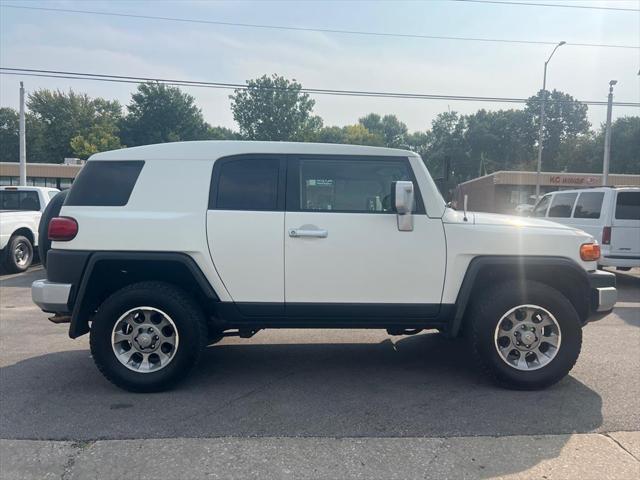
xmin=90 ymin=282 xmax=208 ymax=392
xmin=468 ymin=280 xmax=582 ymax=390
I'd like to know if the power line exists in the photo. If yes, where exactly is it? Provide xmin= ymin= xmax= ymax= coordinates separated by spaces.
xmin=2 ymin=67 xmax=639 ymax=108
xmin=1 ymin=4 xmax=637 ymax=50
xmin=451 ymin=0 xmax=640 ymax=12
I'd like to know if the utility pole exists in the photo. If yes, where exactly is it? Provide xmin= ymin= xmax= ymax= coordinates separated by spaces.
xmin=602 ymin=80 xmax=617 ymax=186
xmin=535 ymin=41 xmax=565 ymax=199
xmin=19 ymin=81 xmax=27 ymax=186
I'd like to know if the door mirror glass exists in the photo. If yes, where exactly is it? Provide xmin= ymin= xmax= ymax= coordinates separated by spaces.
xmin=392 ymin=181 xmax=414 ymax=231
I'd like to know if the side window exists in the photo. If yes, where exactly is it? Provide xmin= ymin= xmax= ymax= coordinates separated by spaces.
xmin=296 ymin=159 xmax=413 ymax=213
xmin=532 ymin=195 xmax=551 ymax=217
xmin=615 ymin=192 xmax=640 ymax=220
xmin=211 ymin=158 xmax=280 ymax=211
xmin=573 ymin=192 xmax=604 ymax=219
xmin=548 ymin=193 xmax=578 ymax=218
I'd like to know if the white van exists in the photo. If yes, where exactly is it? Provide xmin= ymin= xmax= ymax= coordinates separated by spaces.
xmin=532 ymin=187 xmax=640 ymax=270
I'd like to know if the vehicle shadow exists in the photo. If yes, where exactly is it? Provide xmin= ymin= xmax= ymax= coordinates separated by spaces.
xmin=0 ymin=332 xmax=602 ymax=478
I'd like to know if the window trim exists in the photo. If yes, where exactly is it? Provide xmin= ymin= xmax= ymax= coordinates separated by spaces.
xmin=208 ymin=154 xmax=287 ymax=211
xmin=285 ymin=155 xmax=426 ymax=215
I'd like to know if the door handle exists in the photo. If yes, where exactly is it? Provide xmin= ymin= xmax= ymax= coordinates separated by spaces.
xmin=289 ymin=227 xmax=328 ymax=238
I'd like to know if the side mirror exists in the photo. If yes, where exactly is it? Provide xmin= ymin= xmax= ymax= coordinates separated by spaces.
xmin=391 ymin=181 xmax=414 ymax=231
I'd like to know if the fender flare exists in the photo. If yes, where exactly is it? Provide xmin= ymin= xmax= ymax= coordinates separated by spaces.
xmin=448 ymin=255 xmax=591 ymax=337
xmin=68 ymin=251 xmax=219 ymax=338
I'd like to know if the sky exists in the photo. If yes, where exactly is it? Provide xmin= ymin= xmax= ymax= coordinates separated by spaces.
xmin=1 ymin=0 xmax=638 ymax=133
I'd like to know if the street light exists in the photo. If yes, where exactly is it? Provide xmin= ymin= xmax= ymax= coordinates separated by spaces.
xmin=602 ymin=80 xmax=617 ymax=186
xmin=535 ymin=41 xmax=566 ymax=199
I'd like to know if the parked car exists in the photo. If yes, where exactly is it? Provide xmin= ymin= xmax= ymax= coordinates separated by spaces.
xmin=514 ymin=203 xmax=534 ymax=215
xmin=0 ymin=186 xmax=59 ymax=272
xmin=32 ymin=141 xmax=616 ymax=392
xmin=532 ymin=187 xmax=640 ymax=270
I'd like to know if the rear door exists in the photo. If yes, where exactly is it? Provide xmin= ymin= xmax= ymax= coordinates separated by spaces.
xmin=611 ymin=190 xmax=640 ymax=258
xmin=206 ymin=155 xmax=286 ymax=312
xmin=283 ymin=155 xmax=446 ymax=320
xmin=568 ymin=191 xmax=605 ymax=240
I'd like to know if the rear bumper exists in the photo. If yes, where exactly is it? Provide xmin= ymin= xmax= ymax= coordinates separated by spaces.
xmin=587 ymin=269 xmax=617 ymax=321
xmin=599 ymin=255 xmax=640 ymax=268
xmin=32 ymin=279 xmax=72 ymax=313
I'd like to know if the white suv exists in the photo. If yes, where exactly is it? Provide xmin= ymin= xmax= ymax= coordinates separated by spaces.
xmin=32 ymin=141 xmax=617 ymax=392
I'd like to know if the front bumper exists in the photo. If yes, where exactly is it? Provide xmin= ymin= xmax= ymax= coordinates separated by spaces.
xmin=587 ymin=270 xmax=617 ymax=319
xmin=32 ymin=279 xmax=72 ymax=313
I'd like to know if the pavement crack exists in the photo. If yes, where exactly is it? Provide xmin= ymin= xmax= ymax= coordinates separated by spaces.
xmin=601 ymin=433 xmax=640 ymax=463
xmin=60 ymin=440 xmax=95 ymax=480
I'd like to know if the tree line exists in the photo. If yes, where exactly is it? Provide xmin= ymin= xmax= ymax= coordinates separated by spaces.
xmin=0 ymin=74 xmax=637 ymax=184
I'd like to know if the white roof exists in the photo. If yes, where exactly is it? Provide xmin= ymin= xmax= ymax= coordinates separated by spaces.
xmin=90 ymin=141 xmax=417 ymax=161
xmin=543 ymin=186 xmax=640 ymax=194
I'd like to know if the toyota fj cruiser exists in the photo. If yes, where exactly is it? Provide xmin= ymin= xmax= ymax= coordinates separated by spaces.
xmin=32 ymin=141 xmax=617 ymax=392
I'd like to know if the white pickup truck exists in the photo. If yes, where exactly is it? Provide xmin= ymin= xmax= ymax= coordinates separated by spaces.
xmin=0 ymin=186 xmax=59 ymax=272
xmin=31 ymin=141 xmax=617 ymax=392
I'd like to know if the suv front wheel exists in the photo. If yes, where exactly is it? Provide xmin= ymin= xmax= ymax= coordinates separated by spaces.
xmin=90 ymin=282 xmax=208 ymax=392
xmin=468 ymin=280 xmax=582 ymax=390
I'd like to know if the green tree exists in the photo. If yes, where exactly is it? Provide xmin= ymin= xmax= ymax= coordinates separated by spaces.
xmin=305 ymin=125 xmax=346 ymax=144
xmin=0 ymin=107 xmax=19 ymax=161
xmin=608 ymin=116 xmax=640 ymax=174
xmin=342 ymin=124 xmax=383 ymax=146
xmin=204 ymin=125 xmax=240 ymax=140
xmin=358 ymin=113 xmax=407 ymax=147
xmin=465 ymin=109 xmax=536 ymax=174
xmin=525 ymin=89 xmax=590 ymax=171
xmin=423 ymin=112 xmax=469 ymax=181
xmin=70 ymin=125 xmax=122 ymax=159
xmin=230 ymin=74 xmax=320 ymax=141
xmin=120 ymin=83 xmax=208 ymax=147
xmin=27 ymin=89 xmax=122 ymax=163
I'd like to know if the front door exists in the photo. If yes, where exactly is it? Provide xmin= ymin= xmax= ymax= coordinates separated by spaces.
xmin=284 ymin=156 xmax=446 ymax=320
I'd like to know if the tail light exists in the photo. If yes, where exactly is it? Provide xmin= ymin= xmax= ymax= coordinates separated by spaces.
xmin=48 ymin=217 xmax=78 ymax=241
xmin=601 ymin=226 xmax=611 ymax=245
xmin=580 ymin=243 xmax=601 ymax=262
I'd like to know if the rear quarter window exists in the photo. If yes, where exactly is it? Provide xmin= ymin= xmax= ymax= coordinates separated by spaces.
xmin=615 ymin=192 xmax=640 ymax=220
xmin=65 ymin=161 xmax=144 ymax=207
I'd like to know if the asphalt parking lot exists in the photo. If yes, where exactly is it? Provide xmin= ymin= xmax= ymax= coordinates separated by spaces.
xmin=1 ymin=266 xmax=639 ymax=479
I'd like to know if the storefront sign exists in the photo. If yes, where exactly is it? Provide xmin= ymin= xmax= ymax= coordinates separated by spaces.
xmin=548 ymin=175 xmax=599 ymax=186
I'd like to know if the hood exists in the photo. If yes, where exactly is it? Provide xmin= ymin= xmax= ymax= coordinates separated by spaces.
xmin=442 ymin=208 xmax=588 ymax=234
xmin=472 ymin=212 xmax=578 ymax=230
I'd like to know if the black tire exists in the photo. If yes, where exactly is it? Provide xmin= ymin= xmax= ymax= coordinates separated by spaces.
xmin=3 ymin=235 xmax=34 ymax=273
xmin=467 ymin=280 xmax=582 ymax=390
xmin=89 ymin=281 xmax=208 ymax=392
xmin=38 ymin=190 xmax=68 ymax=270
